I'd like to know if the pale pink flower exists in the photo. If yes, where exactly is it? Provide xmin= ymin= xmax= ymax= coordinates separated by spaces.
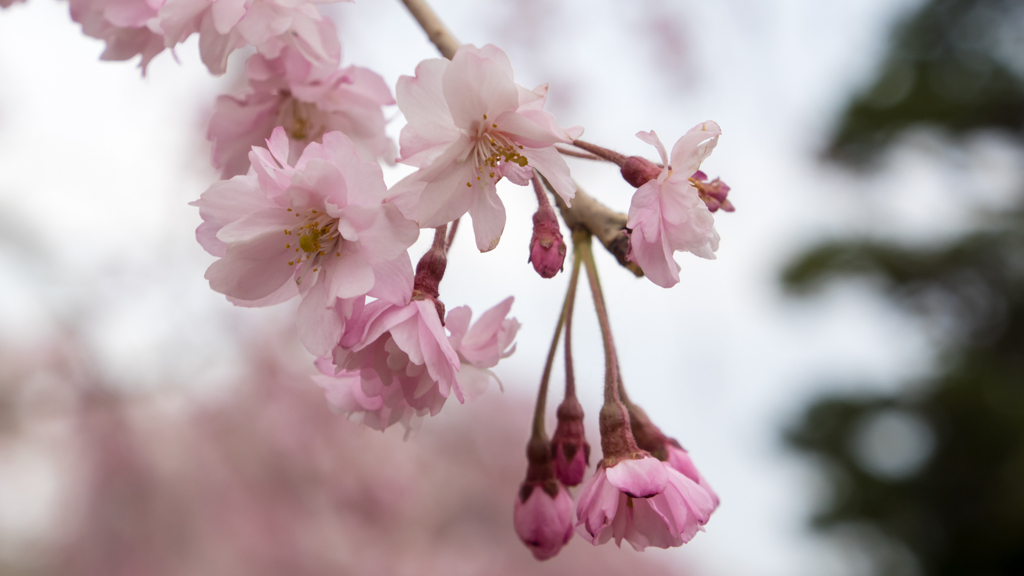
xmin=389 ymin=44 xmax=582 ymax=252
xmin=69 ymin=0 xmax=166 ymax=73
xmin=317 ymin=297 xmax=519 ymax=431
xmin=149 ymin=0 xmax=343 ymax=75
xmin=209 ymin=47 xmax=395 ymax=179
xmin=444 ymin=296 xmax=519 ymax=399
xmin=626 ymin=122 xmax=722 ymax=288
xmin=666 ymin=443 xmax=720 ymax=509
xmin=513 ymin=484 xmax=574 ymax=561
xmin=575 ymin=456 xmax=716 ymax=550
xmin=191 ymin=127 xmax=418 ymax=356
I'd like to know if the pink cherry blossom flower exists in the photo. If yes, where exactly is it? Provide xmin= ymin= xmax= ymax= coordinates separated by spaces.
xmin=191 ymin=127 xmax=418 ymax=356
xmin=666 ymin=443 xmax=720 ymax=509
xmin=389 ymin=44 xmax=583 ymax=252
xmin=514 ymin=483 xmax=574 ymax=561
xmin=575 ymin=456 xmax=716 ymax=551
xmin=445 ymin=296 xmax=519 ymax=398
xmin=317 ymin=297 xmax=519 ymax=432
xmin=209 ymin=47 xmax=395 ymax=179
xmin=149 ymin=0 xmax=343 ymax=75
xmin=626 ymin=122 xmax=722 ymax=288
xmin=69 ymin=0 xmax=166 ymax=73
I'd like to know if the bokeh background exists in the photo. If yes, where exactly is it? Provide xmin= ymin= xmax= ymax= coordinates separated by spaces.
xmin=2 ymin=0 xmax=1023 ymax=574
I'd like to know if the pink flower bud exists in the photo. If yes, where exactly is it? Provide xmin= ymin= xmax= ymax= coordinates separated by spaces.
xmin=620 ymin=156 xmax=663 ymax=188
xmin=513 ymin=481 xmax=574 ymax=560
xmin=528 ymin=209 xmax=566 ymax=278
xmin=550 ymin=396 xmax=590 ymax=486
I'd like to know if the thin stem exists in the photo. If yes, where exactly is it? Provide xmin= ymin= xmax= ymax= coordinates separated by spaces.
xmin=577 ymin=232 xmax=621 ymax=406
xmin=571 ymin=140 xmax=627 ymax=166
xmin=555 ymin=145 xmax=603 ymax=161
xmin=531 ymin=251 xmax=583 ymax=440
xmin=397 ymin=0 xmax=460 ymax=59
xmin=564 ymin=249 xmax=582 ymax=398
xmin=432 ymin=225 xmax=447 ymax=252
xmin=531 ymin=171 xmax=555 ymax=214
xmin=445 ymin=218 xmax=460 ymax=249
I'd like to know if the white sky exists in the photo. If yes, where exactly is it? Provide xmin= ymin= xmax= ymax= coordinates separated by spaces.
xmin=2 ymin=0 xmax=1022 ymax=574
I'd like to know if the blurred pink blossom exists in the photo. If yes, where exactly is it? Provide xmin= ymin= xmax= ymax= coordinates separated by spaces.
xmin=69 ymin=0 xmax=166 ymax=73
xmin=209 ymin=47 xmax=395 ymax=179
xmin=149 ymin=0 xmax=343 ymax=75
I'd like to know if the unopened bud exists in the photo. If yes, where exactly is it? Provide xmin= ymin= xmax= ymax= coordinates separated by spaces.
xmin=528 ymin=209 xmax=566 ymax=278
xmin=621 ymin=156 xmax=663 ymax=188
xmin=550 ymin=396 xmax=590 ymax=486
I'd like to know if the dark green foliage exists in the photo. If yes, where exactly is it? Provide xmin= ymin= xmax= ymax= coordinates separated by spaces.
xmin=828 ymin=0 xmax=1024 ymax=164
xmin=784 ymin=214 xmax=1024 ymax=575
xmin=787 ymin=0 xmax=1024 ymax=573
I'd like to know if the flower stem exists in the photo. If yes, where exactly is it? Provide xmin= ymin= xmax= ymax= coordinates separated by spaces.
xmin=445 ymin=218 xmax=460 ymax=250
xmin=531 ymin=246 xmax=583 ymax=440
xmin=563 ymin=253 xmax=579 ymax=400
xmin=571 ymin=140 xmax=627 ymax=166
xmin=576 ymin=231 xmax=621 ymax=406
xmin=555 ymin=145 xmax=603 ymax=161
xmin=531 ymin=171 xmax=555 ymax=215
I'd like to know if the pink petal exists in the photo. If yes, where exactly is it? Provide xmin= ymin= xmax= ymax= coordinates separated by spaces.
xmin=670 ymin=121 xmax=721 ymax=177
xmin=468 ymin=181 xmax=506 ymax=252
xmin=296 ymin=277 xmax=344 ymax=356
xmin=605 ymin=457 xmax=669 ymax=498
xmin=636 ymin=130 xmax=669 ymax=167
xmin=442 ymin=44 xmax=519 ymax=131
xmin=522 ymin=146 xmax=575 ymax=205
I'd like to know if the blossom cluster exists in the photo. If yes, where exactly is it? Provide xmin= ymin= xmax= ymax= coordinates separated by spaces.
xmin=22 ymin=0 xmax=738 ymax=560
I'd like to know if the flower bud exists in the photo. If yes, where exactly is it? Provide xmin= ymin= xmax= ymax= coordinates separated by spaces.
xmin=621 ymin=155 xmax=663 ymax=188
xmin=528 ymin=209 xmax=566 ymax=278
xmin=550 ymin=396 xmax=590 ymax=486
xmin=513 ymin=481 xmax=574 ymax=560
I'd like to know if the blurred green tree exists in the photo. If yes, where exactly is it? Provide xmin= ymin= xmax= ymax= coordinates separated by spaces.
xmin=786 ymin=0 xmax=1024 ymax=574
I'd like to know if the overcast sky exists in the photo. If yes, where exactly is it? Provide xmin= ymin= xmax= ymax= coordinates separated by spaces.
xmin=3 ymin=0 xmax=1023 ymax=574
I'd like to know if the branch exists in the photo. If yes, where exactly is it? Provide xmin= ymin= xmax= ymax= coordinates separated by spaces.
xmin=397 ymin=0 xmax=641 ymax=276
xmin=552 ymin=184 xmax=643 ymax=277
xmin=398 ymin=0 xmax=460 ymax=59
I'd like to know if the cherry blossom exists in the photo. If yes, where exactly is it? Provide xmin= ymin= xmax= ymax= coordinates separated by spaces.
xmin=209 ymin=47 xmax=395 ymax=179
xmin=149 ymin=0 xmax=343 ymax=75
xmin=317 ymin=297 xmax=519 ymax=432
xmin=514 ymin=483 xmax=574 ymax=560
xmin=575 ymin=456 xmax=716 ymax=551
xmin=444 ymin=297 xmax=519 ymax=398
xmin=191 ymin=127 xmax=418 ymax=356
xmin=666 ymin=443 xmax=720 ymax=509
xmin=626 ymin=122 xmax=722 ymax=288
xmin=389 ymin=44 xmax=583 ymax=252
xmin=69 ymin=0 xmax=166 ymax=73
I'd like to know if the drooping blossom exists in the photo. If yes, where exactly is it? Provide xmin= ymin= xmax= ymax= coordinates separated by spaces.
xmin=389 ymin=44 xmax=583 ymax=252
xmin=315 ymin=297 xmax=519 ymax=432
xmin=149 ymin=0 xmax=343 ymax=75
xmin=69 ymin=0 xmax=166 ymax=73
xmin=528 ymin=204 xmax=566 ymax=278
xmin=191 ymin=127 xmax=418 ymax=356
xmin=209 ymin=47 xmax=395 ymax=179
xmin=665 ymin=442 xmax=720 ymax=509
xmin=575 ymin=455 xmax=716 ymax=551
xmin=625 ymin=122 xmax=722 ymax=288
xmin=514 ymin=482 xmax=574 ymax=560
